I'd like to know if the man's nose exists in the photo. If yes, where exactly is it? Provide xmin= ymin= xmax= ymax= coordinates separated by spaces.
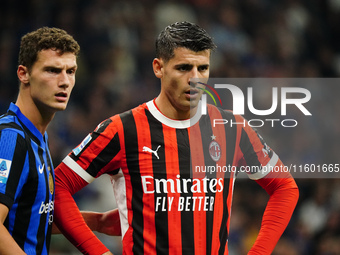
xmin=59 ymin=70 xmax=70 ymax=87
xmin=190 ymin=67 xmax=199 ymax=78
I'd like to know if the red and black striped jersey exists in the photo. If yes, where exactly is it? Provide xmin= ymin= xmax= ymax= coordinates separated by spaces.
xmin=60 ymin=99 xmax=279 ymax=255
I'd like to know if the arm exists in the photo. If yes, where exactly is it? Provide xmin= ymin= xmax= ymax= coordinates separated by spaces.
xmin=52 ymin=209 xmax=121 ymax=236
xmin=248 ymin=167 xmax=299 ymax=255
xmin=234 ymin=116 xmax=299 ymax=254
xmin=0 ymin=203 xmax=26 ymax=255
xmin=54 ymin=163 xmax=113 ymax=255
xmin=82 ymin=209 xmax=121 ymax=236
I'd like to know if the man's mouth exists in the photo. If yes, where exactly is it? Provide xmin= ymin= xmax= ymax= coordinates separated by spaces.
xmin=185 ymin=89 xmax=201 ymax=101
xmin=56 ymin=92 xmax=67 ymax=97
xmin=55 ymin=92 xmax=68 ymax=101
xmin=186 ymin=89 xmax=199 ymax=95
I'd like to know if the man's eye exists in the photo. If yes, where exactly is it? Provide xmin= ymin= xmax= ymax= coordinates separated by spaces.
xmin=47 ymin=68 xmax=59 ymax=73
xmin=67 ymin=69 xmax=76 ymax=75
xmin=198 ymin=66 xmax=209 ymax=71
xmin=177 ymin=65 xmax=190 ymax=71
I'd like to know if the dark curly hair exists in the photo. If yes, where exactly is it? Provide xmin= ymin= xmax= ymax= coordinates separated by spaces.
xmin=155 ymin=21 xmax=216 ymax=62
xmin=18 ymin=27 xmax=80 ymax=72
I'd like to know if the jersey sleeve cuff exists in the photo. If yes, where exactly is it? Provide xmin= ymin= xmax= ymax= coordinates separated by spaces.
xmin=248 ymin=152 xmax=279 ymax=180
xmin=0 ymin=193 xmax=14 ymax=209
xmin=62 ymin=156 xmax=95 ymax=183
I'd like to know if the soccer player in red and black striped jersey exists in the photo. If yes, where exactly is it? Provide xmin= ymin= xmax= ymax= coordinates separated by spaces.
xmin=54 ymin=21 xmax=299 ymax=255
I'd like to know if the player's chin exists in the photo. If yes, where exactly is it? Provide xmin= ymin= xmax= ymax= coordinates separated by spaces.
xmin=189 ymin=98 xmax=200 ymax=108
xmin=53 ymin=102 xmax=69 ymax=112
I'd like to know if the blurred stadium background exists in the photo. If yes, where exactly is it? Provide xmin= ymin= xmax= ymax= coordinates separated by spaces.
xmin=1 ymin=0 xmax=340 ymax=254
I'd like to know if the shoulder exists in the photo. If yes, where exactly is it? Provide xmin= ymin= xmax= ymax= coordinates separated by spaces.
xmin=92 ymin=103 xmax=147 ymax=136
xmin=0 ymin=120 xmax=28 ymax=158
xmin=120 ymin=103 xmax=147 ymax=116
xmin=0 ymin=115 xmax=26 ymax=138
xmin=206 ymin=104 xmax=237 ymax=119
xmin=116 ymin=102 xmax=148 ymax=123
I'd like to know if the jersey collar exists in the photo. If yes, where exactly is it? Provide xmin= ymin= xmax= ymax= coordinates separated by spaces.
xmin=146 ymin=99 xmax=202 ymax=129
xmin=9 ymin=103 xmax=47 ymax=144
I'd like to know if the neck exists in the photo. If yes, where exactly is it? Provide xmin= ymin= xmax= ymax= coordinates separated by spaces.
xmin=154 ymin=95 xmax=197 ymax=120
xmin=16 ymin=95 xmax=54 ymax=135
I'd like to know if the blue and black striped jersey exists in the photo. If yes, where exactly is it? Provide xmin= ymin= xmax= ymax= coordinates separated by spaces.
xmin=0 ymin=103 xmax=54 ymax=255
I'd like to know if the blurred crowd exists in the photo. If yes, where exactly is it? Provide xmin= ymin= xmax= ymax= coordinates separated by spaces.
xmin=0 ymin=0 xmax=340 ymax=254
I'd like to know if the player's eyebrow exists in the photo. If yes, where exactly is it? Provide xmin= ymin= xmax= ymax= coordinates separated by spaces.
xmin=67 ymin=65 xmax=78 ymax=71
xmin=44 ymin=64 xmax=77 ymax=70
xmin=198 ymin=64 xmax=209 ymax=69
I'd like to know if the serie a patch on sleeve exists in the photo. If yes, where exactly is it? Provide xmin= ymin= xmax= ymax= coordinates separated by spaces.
xmin=0 ymin=158 xmax=12 ymax=184
xmin=72 ymin=134 xmax=92 ymax=156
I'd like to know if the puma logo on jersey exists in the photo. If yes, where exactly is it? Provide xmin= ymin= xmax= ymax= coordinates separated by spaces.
xmin=143 ymin=145 xmax=161 ymax=159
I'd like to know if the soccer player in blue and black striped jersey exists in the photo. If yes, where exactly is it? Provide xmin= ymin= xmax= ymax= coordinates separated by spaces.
xmin=0 ymin=27 xmax=80 ymax=255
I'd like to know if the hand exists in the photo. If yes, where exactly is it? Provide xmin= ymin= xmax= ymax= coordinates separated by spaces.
xmin=72 ymin=209 xmax=121 ymax=236
xmin=102 ymin=252 xmax=113 ymax=255
xmin=97 ymin=209 xmax=121 ymax=236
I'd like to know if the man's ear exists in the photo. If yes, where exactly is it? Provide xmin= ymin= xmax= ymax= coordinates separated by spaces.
xmin=17 ymin=65 xmax=30 ymax=85
xmin=152 ymin=58 xmax=164 ymax=79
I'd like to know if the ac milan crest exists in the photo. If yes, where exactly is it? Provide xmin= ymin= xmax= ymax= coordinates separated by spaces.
xmin=209 ymin=140 xmax=221 ymax=162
